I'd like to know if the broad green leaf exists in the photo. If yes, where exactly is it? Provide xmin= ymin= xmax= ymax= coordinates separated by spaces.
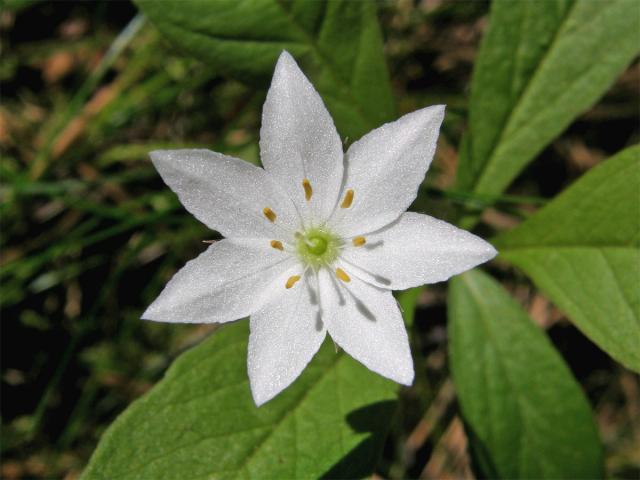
xmin=457 ymin=0 xmax=639 ymax=222
xmin=82 ymin=322 xmax=397 ymax=479
xmin=494 ymin=146 xmax=640 ymax=371
xmin=134 ymin=0 xmax=395 ymax=141
xmin=449 ymin=270 xmax=603 ymax=479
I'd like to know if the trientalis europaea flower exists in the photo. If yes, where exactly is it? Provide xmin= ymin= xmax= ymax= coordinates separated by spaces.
xmin=143 ymin=51 xmax=496 ymax=406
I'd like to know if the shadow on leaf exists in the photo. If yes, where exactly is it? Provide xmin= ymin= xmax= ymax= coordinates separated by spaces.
xmin=460 ymin=416 xmax=498 ymax=479
xmin=320 ymin=400 xmax=397 ymax=479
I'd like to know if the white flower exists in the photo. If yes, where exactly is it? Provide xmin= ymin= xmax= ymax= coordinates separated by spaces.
xmin=143 ymin=51 xmax=496 ymax=406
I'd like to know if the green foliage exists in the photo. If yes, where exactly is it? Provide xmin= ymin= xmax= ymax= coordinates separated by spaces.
xmin=134 ymin=0 xmax=395 ymax=141
xmin=82 ymin=322 xmax=397 ymax=479
xmin=495 ymin=146 xmax=640 ymax=371
xmin=457 ymin=0 xmax=640 ymax=225
xmin=449 ymin=270 xmax=603 ymax=479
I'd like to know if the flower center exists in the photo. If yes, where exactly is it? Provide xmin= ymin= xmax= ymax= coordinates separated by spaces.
xmin=306 ymin=236 xmax=327 ymax=255
xmin=296 ymin=228 xmax=339 ymax=268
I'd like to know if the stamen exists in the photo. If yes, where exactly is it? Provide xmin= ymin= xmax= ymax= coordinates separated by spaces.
xmin=340 ymin=189 xmax=354 ymax=208
xmin=263 ymin=207 xmax=277 ymax=223
xmin=302 ymin=178 xmax=313 ymax=201
xmin=352 ymin=236 xmax=366 ymax=247
xmin=270 ymin=240 xmax=284 ymax=251
xmin=335 ymin=268 xmax=351 ymax=283
xmin=285 ymin=275 xmax=301 ymax=289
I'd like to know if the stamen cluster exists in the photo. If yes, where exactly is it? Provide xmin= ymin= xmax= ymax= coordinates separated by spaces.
xmin=265 ymin=179 xmax=363 ymax=286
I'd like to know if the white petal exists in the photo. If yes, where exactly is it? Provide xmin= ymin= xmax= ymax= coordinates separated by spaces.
xmin=340 ymin=212 xmax=497 ymax=290
xmin=328 ymin=106 xmax=445 ymax=236
xmin=318 ymin=269 xmax=414 ymax=385
xmin=260 ymin=51 xmax=343 ymax=225
xmin=142 ymin=239 xmax=298 ymax=324
xmin=150 ymin=149 xmax=300 ymax=238
xmin=248 ymin=272 xmax=325 ymax=406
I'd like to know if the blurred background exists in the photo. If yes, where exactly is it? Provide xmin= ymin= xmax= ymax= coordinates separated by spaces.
xmin=1 ymin=1 xmax=638 ymax=478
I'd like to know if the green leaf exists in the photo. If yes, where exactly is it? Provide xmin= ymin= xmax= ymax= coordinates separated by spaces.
xmin=449 ymin=270 xmax=603 ymax=479
xmin=82 ymin=322 xmax=397 ymax=479
xmin=457 ymin=0 xmax=639 ymax=219
xmin=494 ymin=146 xmax=640 ymax=371
xmin=134 ymin=0 xmax=395 ymax=141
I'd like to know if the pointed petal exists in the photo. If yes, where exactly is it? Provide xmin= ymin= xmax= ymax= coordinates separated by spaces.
xmin=150 ymin=149 xmax=299 ymax=238
xmin=142 ymin=239 xmax=298 ymax=324
xmin=248 ymin=272 xmax=325 ymax=406
xmin=329 ymin=106 xmax=445 ymax=236
xmin=260 ymin=51 xmax=343 ymax=224
xmin=318 ymin=269 xmax=414 ymax=385
xmin=340 ymin=212 xmax=497 ymax=290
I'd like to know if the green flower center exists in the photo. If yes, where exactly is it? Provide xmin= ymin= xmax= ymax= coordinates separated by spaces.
xmin=306 ymin=236 xmax=328 ymax=255
xmin=296 ymin=228 xmax=340 ymax=268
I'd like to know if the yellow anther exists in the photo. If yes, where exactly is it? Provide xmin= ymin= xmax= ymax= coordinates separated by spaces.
xmin=335 ymin=268 xmax=351 ymax=283
xmin=270 ymin=240 xmax=284 ymax=251
xmin=340 ymin=189 xmax=354 ymax=208
xmin=352 ymin=236 xmax=366 ymax=247
xmin=302 ymin=178 xmax=313 ymax=201
xmin=285 ymin=275 xmax=301 ymax=289
xmin=263 ymin=207 xmax=277 ymax=223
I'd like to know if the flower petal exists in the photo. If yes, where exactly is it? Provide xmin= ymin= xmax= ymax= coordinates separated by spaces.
xmin=328 ymin=106 xmax=445 ymax=236
xmin=142 ymin=239 xmax=297 ymax=324
xmin=248 ymin=272 xmax=325 ymax=406
xmin=150 ymin=149 xmax=300 ymax=238
xmin=340 ymin=212 xmax=497 ymax=290
xmin=260 ymin=51 xmax=343 ymax=225
xmin=318 ymin=269 xmax=414 ymax=385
